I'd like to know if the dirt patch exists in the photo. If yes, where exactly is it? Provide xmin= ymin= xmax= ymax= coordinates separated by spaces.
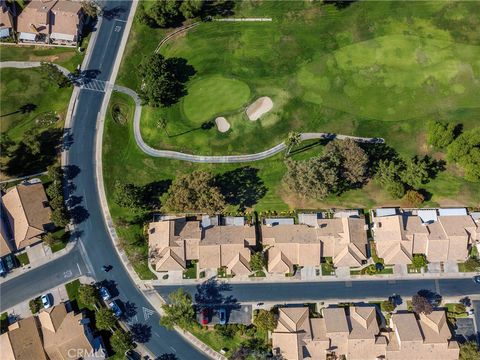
xmin=246 ymin=96 xmax=273 ymax=121
xmin=215 ymin=117 xmax=230 ymax=133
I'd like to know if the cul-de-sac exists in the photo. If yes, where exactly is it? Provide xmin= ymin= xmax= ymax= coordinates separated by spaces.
xmin=1 ymin=1 xmax=479 ymax=359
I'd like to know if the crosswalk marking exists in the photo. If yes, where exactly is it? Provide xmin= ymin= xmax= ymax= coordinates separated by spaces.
xmin=143 ymin=306 xmax=154 ymax=321
xmin=80 ymin=79 xmax=109 ymax=92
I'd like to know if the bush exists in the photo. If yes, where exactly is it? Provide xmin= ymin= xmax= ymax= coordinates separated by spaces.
xmin=381 ymin=300 xmax=395 ymax=313
xmin=29 ymin=297 xmax=42 ymax=314
xmin=404 ymin=190 xmax=425 ymax=207
xmin=462 ymin=257 xmax=480 ymax=272
xmin=411 ymin=254 xmax=428 ymax=269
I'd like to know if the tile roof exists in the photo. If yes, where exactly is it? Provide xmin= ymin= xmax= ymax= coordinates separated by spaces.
xmin=1 ymin=182 xmax=52 ymax=250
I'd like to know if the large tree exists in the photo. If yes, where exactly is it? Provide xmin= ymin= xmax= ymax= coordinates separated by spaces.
xmin=78 ymin=284 xmax=98 ymax=307
xmin=400 ymin=156 xmax=430 ymax=189
xmin=459 ymin=341 xmax=480 ymax=360
xmin=149 ymin=0 xmax=181 ymax=28
xmin=283 ymin=139 xmax=368 ymax=199
xmin=447 ymin=127 xmax=480 ymax=182
xmin=113 ymin=181 xmax=144 ymax=210
xmin=138 ymin=53 xmax=193 ymax=107
xmin=162 ymin=170 xmax=226 ymax=213
xmin=40 ymin=62 xmax=71 ymax=88
xmin=160 ymin=288 xmax=195 ymax=329
xmin=180 ymin=0 xmax=204 ymax=18
xmin=427 ymin=120 xmax=456 ymax=149
xmin=411 ymin=294 xmax=433 ymax=315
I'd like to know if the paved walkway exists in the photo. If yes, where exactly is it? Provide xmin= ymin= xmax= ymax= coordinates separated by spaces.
xmin=113 ymin=85 xmax=384 ymax=163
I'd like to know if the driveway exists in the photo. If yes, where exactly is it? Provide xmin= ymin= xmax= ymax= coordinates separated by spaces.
xmin=454 ymin=318 xmax=476 ymax=343
xmin=198 ymin=305 xmax=252 ymax=325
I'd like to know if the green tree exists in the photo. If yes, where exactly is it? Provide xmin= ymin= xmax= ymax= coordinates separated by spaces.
xmin=160 ymin=288 xmax=195 ymax=329
xmin=40 ymin=62 xmax=71 ymax=88
xmin=250 ymin=252 xmax=266 ymax=272
xmin=381 ymin=300 xmax=395 ymax=313
xmin=110 ymin=330 xmax=134 ymax=354
xmin=411 ymin=254 xmax=428 ymax=269
xmin=376 ymin=159 xmax=406 ymax=199
xmin=426 ymin=120 xmax=456 ymax=149
xmin=81 ymin=0 xmax=99 ymax=17
xmin=136 ymin=2 xmax=156 ymax=27
xmin=447 ymin=127 xmax=480 ymax=182
xmin=51 ymin=206 xmax=70 ymax=227
xmin=95 ymin=308 xmax=117 ymax=331
xmin=459 ymin=341 xmax=480 ymax=360
xmin=462 ymin=257 xmax=480 ymax=272
xmin=43 ymin=233 xmax=56 ymax=247
xmin=385 ymin=181 xmax=405 ymax=199
xmin=180 ymin=0 xmax=203 ymax=18
xmin=150 ymin=0 xmax=181 ymax=28
xmin=78 ymin=284 xmax=98 ymax=307
xmin=324 ymin=138 xmax=369 ymax=185
xmin=23 ymin=129 xmax=40 ymax=155
xmin=253 ymin=309 xmax=277 ymax=332
xmin=0 ymin=133 xmax=14 ymax=156
xmin=285 ymin=131 xmax=301 ymax=157
xmin=400 ymin=156 xmax=430 ymax=189
xmin=404 ymin=190 xmax=425 ymax=207
xmin=162 ymin=170 xmax=226 ymax=213
xmin=112 ymin=181 xmax=143 ymax=210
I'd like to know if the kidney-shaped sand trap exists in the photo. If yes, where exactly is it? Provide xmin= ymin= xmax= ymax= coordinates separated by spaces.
xmin=246 ymin=96 xmax=273 ymax=121
xmin=215 ymin=117 xmax=231 ymax=132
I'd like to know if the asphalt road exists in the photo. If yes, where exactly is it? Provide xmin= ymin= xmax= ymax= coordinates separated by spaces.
xmin=156 ymin=278 xmax=480 ymax=305
xmin=1 ymin=1 xmax=207 ymax=358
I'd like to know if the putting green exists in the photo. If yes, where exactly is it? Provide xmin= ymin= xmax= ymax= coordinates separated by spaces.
xmin=182 ymin=75 xmax=251 ymax=123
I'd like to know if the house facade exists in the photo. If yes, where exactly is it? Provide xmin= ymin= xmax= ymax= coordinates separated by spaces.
xmin=372 ymin=208 xmax=479 ymax=266
xmin=262 ymin=212 xmax=369 ymax=274
xmin=272 ymin=306 xmax=459 ymax=360
xmin=149 ymin=216 xmax=255 ymax=276
xmin=16 ymin=0 xmax=83 ymax=45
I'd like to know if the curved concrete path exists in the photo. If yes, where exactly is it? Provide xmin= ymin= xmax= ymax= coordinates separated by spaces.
xmin=113 ymin=85 xmax=384 ymax=163
xmin=2 ymin=61 xmax=384 ymax=164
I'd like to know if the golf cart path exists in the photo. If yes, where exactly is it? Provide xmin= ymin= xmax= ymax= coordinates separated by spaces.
xmin=113 ymin=85 xmax=384 ymax=163
xmin=1 ymin=61 xmax=384 ymax=164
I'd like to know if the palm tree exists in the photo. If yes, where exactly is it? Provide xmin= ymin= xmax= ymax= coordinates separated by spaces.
xmin=285 ymin=131 xmax=301 ymax=157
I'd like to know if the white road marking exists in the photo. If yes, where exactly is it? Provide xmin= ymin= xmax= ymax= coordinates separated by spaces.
xmin=76 ymin=262 xmax=82 ymax=274
xmin=143 ymin=306 xmax=154 ymax=321
xmin=169 ymin=346 xmax=176 ymax=353
xmin=63 ymin=270 xmax=73 ymax=278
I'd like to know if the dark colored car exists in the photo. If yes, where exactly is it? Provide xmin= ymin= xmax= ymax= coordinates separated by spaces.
xmin=99 ymin=287 xmax=111 ymax=301
xmin=473 ymin=275 xmax=480 ymax=284
xmin=218 ymin=308 xmax=226 ymax=325
xmin=108 ymin=300 xmax=122 ymax=317
xmin=200 ymin=308 xmax=209 ymax=325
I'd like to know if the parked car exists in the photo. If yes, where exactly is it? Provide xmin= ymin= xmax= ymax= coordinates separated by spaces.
xmin=218 ymin=308 xmax=226 ymax=325
xmin=0 ymin=259 xmax=6 ymax=277
xmin=108 ymin=300 xmax=122 ymax=317
xmin=41 ymin=294 xmax=52 ymax=309
xmin=200 ymin=308 xmax=209 ymax=325
xmin=99 ymin=287 xmax=111 ymax=301
xmin=473 ymin=275 xmax=480 ymax=284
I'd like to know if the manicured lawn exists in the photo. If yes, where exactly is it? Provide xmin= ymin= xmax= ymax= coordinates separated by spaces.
xmin=111 ymin=1 xmax=480 ymax=209
xmin=0 ymin=68 xmax=72 ymax=180
xmin=49 ymin=228 xmax=70 ymax=253
xmin=183 ymin=261 xmax=197 ymax=279
xmin=445 ymin=303 xmax=468 ymax=318
xmin=0 ymin=45 xmax=83 ymax=71
xmin=65 ymin=279 xmax=95 ymax=311
xmin=15 ymin=252 xmax=30 ymax=266
xmin=351 ymin=266 xmax=394 ymax=276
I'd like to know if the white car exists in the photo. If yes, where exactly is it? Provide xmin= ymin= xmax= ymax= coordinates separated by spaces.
xmin=41 ymin=294 xmax=52 ymax=309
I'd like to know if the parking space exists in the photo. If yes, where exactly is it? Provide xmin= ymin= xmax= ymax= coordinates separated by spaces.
xmin=197 ymin=305 xmax=252 ymax=325
xmin=455 ymin=318 xmax=476 ymax=342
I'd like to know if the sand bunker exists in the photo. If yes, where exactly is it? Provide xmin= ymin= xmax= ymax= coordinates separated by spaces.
xmin=215 ymin=117 xmax=230 ymax=132
xmin=246 ymin=96 xmax=273 ymax=121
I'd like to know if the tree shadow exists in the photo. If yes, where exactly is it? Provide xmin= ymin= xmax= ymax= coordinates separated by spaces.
xmin=97 ymin=279 xmax=119 ymax=298
xmin=101 ymin=6 xmax=126 ymax=20
xmin=195 ymin=278 xmax=240 ymax=312
xmin=4 ymin=128 xmax=63 ymax=177
xmin=123 ymin=301 xmax=138 ymax=318
xmin=70 ymin=205 xmax=90 ymax=224
xmin=155 ymin=354 xmax=178 ymax=360
xmin=0 ymin=103 xmax=37 ymax=117
xmin=130 ymin=323 xmax=151 ymax=343
xmin=165 ymin=57 xmax=196 ymax=83
xmin=63 ymin=164 xmax=81 ymax=180
xmin=200 ymin=0 xmax=235 ymax=18
xmin=323 ymin=0 xmax=357 ymax=10
xmin=141 ymin=180 xmax=172 ymax=210
xmin=66 ymin=195 xmax=83 ymax=208
xmin=417 ymin=289 xmax=442 ymax=306
xmin=360 ymin=143 xmax=400 ymax=177
xmin=215 ymin=167 xmax=267 ymax=210
xmin=288 ymin=139 xmax=328 ymax=156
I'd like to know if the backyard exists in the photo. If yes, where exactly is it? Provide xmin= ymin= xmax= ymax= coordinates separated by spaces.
xmin=107 ymin=0 xmax=480 ymax=211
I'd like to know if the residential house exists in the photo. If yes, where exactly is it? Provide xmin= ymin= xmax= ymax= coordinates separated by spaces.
xmin=0 ymin=213 xmax=13 ymax=257
xmin=16 ymin=0 xmax=55 ymax=43
xmin=50 ymin=0 xmax=83 ymax=45
xmin=262 ymin=213 xmax=368 ymax=274
xmin=149 ymin=216 xmax=256 ymax=276
xmin=0 ymin=303 xmax=104 ymax=360
xmin=1 ymin=181 xmax=53 ymax=251
xmin=272 ymin=306 xmax=459 ymax=360
xmin=16 ymin=0 xmax=83 ymax=45
xmin=372 ymin=208 xmax=478 ymax=266
xmin=0 ymin=0 xmax=14 ymax=39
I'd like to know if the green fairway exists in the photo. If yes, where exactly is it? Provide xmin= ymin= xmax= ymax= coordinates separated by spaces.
xmin=0 ymin=68 xmax=72 ymax=179
xmin=121 ymin=0 xmax=480 ymax=156
xmin=183 ymin=75 xmax=251 ymax=123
